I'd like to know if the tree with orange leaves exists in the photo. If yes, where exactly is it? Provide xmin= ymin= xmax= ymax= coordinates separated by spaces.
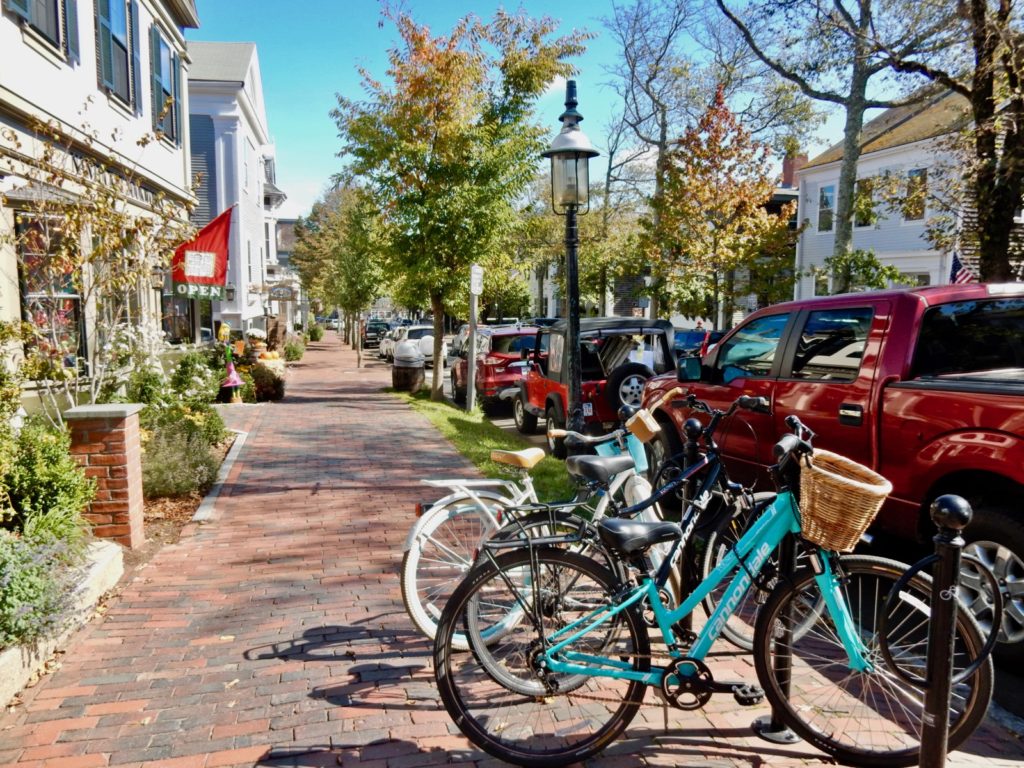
xmin=645 ymin=87 xmax=800 ymax=328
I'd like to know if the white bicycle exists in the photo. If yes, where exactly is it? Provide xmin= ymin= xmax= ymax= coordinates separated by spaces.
xmin=400 ymin=389 xmax=684 ymax=650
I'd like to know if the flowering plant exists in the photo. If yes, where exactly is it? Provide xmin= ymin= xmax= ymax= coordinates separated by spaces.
xmin=245 ymin=328 xmax=267 ymax=341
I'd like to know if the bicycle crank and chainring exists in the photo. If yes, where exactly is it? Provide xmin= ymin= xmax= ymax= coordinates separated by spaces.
xmin=660 ymin=657 xmax=713 ymax=710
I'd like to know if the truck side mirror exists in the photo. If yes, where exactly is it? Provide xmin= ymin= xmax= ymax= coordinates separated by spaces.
xmin=677 ymin=356 xmax=702 ymax=383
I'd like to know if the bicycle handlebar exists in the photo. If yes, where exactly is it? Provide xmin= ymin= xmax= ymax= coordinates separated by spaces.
xmin=547 ymin=427 xmax=626 ymax=445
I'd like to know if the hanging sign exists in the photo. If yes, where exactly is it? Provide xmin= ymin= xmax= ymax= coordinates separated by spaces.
xmin=172 ymin=206 xmax=233 ymax=300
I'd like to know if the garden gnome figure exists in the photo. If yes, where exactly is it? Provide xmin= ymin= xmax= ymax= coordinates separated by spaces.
xmin=218 ymin=322 xmax=244 ymax=404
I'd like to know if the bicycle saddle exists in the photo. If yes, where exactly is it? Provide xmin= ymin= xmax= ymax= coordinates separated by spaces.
xmin=597 ymin=517 xmax=682 ymax=557
xmin=564 ymin=454 xmax=635 ymax=484
xmin=490 ymin=448 xmax=546 ymax=469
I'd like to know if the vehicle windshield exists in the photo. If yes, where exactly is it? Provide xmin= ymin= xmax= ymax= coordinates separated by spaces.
xmin=913 ymin=298 xmax=1024 ymax=377
xmin=406 ymin=328 xmax=432 ymax=340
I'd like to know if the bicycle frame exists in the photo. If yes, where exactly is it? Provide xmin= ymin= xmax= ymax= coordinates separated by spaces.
xmin=540 ymin=489 xmax=873 ymax=684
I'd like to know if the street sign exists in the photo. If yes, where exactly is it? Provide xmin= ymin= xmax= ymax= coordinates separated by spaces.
xmin=470 ymin=264 xmax=484 ymax=296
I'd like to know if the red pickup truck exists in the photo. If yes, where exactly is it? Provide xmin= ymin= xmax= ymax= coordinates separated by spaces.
xmin=643 ymin=284 xmax=1024 ymax=660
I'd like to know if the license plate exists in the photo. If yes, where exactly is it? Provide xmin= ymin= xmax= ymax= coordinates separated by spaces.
xmin=582 ymin=402 xmax=593 ymax=416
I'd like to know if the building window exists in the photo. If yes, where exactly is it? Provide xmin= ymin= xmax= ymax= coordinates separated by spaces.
xmin=247 ymin=241 xmax=252 ymax=284
xmin=16 ymin=216 xmax=86 ymax=373
xmin=96 ymin=0 xmax=139 ymax=106
xmin=854 ymin=177 xmax=875 ymax=227
xmin=149 ymin=25 xmax=181 ymax=142
xmin=903 ymin=168 xmax=927 ymax=221
xmin=264 ymin=222 xmax=271 ymax=263
xmin=899 ymin=272 xmax=930 ymax=287
xmin=6 ymin=0 xmax=80 ymax=62
xmin=818 ymin=185 xmax=834 ymax=232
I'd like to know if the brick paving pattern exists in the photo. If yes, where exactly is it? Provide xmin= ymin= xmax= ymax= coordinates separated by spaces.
xmin=1 ymin=335 xmax=1022 ymax=767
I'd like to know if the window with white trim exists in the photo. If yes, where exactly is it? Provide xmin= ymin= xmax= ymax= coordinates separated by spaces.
xmin=903 ymin=168 xmax=927 ymax=221
xmin=149 ymin=24 xmax=181 ymax=142
xmin=818 ymin=185 xmax=835 ymax=232
xmin=4 ymin=0 xmax=80 ymax=63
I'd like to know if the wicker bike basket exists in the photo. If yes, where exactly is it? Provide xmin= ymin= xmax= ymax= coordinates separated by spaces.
xmin=799 ymin=449 xmax=893 ymax=553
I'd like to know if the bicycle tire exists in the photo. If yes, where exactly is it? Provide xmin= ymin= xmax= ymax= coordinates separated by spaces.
xmin=754 ymin=555 xmax=993 ymax=767
xmin=401 ymin=496 xmax=502 ymax=648
xmin=434 ymin=547 xmax=649 ymax=767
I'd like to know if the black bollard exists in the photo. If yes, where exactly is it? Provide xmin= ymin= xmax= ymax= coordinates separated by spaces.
xmin=919 ymin=494 xmax=973 ymax=768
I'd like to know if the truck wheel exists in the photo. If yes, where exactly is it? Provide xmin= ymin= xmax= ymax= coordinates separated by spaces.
xmin=606 ymin=363 xmax=655 ymax=410
xmin=546 ymin=406 xmax=567 ymax=459
xmin=514 ymin=396 xmax=538 ymax=434
xmin=961 ymin=504 xmax=1024 ymax=665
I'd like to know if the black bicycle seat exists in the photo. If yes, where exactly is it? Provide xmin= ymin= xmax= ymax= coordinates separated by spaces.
xmin=564 ymin=455 xmax=635 ymax=484
xmin=597 ymin=517 xmax=682 ymax=557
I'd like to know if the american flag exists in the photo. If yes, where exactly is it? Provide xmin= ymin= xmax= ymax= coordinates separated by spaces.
xmin=950 ymin=251 xmax=977 ymax=284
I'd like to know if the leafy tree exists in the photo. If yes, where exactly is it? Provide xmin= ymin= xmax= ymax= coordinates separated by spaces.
xmin=645 ymin=88 xmax=800 ymax=328
xmin=870 ymin=0 xmax=1024 ymax=280
xmin=822 ymin=249 xmax=904 ymax=294
xmin=716 ymin=0 xmax=961 ymax=269
xmin=333 ymin=9 xmax=587 ymax=399
xmin=604 ymin=0 xmax=819 ymax=316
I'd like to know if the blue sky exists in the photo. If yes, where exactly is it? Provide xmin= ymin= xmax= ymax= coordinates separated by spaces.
xmin=187 ymin=1 xmax=840 ymax=219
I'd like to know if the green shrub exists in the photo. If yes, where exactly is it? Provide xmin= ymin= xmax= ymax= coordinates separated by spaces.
xmin=308 ymin=324 xmax=324 ymax=342
xmin=0 ymin=531 xmax=74 ymax=648
xmin=3 ymin=418 xmax=93 ymax=558
xmin=124 ymin=368 xmax=168 ymax=406
xmin=251 ymin=364 xmax=285 ymax=401
xmin=142 ymin=422 xmax=219 ymax=498
xmin=170 ymin=352 xmax=221 ymax=403
xmin=140 ymin=401 xmax=226 ymax=447
xmin=284 ymin=340 xmax=305 ymax=362
xmin=238 ymin=368 xmax=256 ymax=402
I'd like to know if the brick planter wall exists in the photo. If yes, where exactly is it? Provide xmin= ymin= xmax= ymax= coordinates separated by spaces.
xmin=65 ymin=404 xmax=144 ymax=549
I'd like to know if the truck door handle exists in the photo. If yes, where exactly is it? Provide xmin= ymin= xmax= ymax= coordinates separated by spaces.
xmin=838 ymin=403 xmax=863 ymax=426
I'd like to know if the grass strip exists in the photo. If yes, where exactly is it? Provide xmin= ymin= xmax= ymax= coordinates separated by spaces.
xmin=390 ymin=389 xmax=576 ymax=501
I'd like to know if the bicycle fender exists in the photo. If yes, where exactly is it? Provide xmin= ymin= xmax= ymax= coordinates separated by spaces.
xmin=401 ymin=490 xmax=511 ymax=552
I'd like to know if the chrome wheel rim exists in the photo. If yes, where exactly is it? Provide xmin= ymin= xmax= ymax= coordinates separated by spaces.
xmin=963 ymin=539 xmax=1024 ymax=644
xmin=618 ymin=375 xmax=646 ymax=407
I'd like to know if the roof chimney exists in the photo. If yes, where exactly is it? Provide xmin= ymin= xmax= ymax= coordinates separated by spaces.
xmin=782 ymin=154 xmax=807 ymax=188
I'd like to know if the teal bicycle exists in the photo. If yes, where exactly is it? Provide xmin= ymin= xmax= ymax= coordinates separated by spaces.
xmin=433 ymin=396 xmax=993 ymax=767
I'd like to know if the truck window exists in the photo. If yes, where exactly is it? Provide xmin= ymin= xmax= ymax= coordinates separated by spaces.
xmin=790 ymin=308 xmax=873 ymax=381
xmin=913 ymin=298 xmax=1024 ymax=377
xmin=716 ymin=313 xmax=790 ymax=383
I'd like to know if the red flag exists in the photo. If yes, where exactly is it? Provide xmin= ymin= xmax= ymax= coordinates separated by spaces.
xmin=171 ymin=206 xmax=233 ymax=300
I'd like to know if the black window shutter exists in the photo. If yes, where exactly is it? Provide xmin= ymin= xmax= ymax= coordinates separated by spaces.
xmin=96 ymin=0 xmax=114 ymax=90
xmin=4 ymin=0 xmax=29 ymax=21
xmin=63 ymin=0 xmax=80 ymax=64
xmin=129 ymin=0 xmax=141 ymax=114
xmin=172 ymin=51 xmax=181 ymax=144
xmin=149 ymin=25 xmax=161 ymax=132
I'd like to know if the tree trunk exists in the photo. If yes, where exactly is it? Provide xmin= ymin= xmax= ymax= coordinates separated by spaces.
xmin=832 ymin=68 xmax=869 ymax=291
xmin=430 ymin=293 xmax=445 ymax=401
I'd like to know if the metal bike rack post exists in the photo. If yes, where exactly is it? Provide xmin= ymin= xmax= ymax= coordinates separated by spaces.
xmin=919 ymin=494 xmax=972 ymax=768
xmin=752 ymin=531 xmax=799 ymax=744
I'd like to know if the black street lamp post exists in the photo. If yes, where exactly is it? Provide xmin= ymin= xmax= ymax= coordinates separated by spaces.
xmin=542 ymin=80 xmax=599 ymax=439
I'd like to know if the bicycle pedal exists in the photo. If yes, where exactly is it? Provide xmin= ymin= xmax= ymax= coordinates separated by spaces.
xmin=731 ymin=683 xmax=764 ymax=706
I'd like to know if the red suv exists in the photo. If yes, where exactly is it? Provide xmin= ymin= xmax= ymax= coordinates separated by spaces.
xmin=451 ymin=326 xmax=539 ymax=414
xmin=516 ymin=318 xmax=676 ymax=457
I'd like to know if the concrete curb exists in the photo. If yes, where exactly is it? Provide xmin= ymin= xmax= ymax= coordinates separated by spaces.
xmin=192 ymin=428 xmax=248 ymax=523
xmin=0 ymin=540 xmax=123 ymax=708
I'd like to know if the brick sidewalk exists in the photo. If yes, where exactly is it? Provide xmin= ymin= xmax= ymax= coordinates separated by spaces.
xmin=1 ymin=334 xmax=1021 ymax=768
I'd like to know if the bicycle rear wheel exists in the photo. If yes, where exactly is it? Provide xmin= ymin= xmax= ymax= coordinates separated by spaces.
xmin=754 ymin=555 xmax=993 ymax=767
xmin=434 ymin=547 xmax=649 ymax=767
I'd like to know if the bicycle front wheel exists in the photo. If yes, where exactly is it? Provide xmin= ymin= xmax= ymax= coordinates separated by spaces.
xmin=754 ymin=555 xmax=993 ymax=767
xmin=434 ymin=547 xmax=649 ymax=767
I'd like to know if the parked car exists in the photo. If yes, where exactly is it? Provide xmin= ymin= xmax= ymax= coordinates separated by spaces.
xmin=517 ymin=317 xmax=676 ymax=458
xmin=644 ymin=283 xmax=1024 ymax=661
xmin=451 ymin=326 xmax=539 ymax=413
xmin=448 ymin=323 xmax=471 ymax=362
xmin=361 ymin=320 xmax=390 ymax=348
xmin=673 ymin=328 xmax=726 ymax=357
xmin=391 ymin=324 xmax=447 ymax=367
